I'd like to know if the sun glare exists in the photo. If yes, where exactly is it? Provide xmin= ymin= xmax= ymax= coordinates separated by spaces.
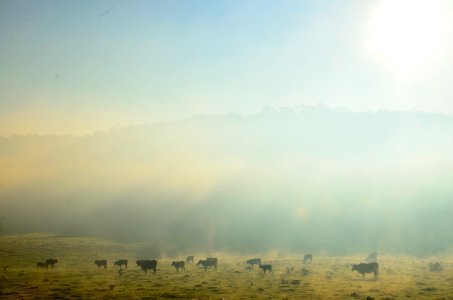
xmin=367 ymin=0 xmax=452 ymax=80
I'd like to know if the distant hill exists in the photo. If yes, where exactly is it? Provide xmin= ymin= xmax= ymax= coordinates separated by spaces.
xmin=1 ymin=106 xmax=453 ymax=255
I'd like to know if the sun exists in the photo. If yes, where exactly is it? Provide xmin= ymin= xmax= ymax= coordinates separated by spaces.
xmin=366 ymin=0 xmax=452 ymax=80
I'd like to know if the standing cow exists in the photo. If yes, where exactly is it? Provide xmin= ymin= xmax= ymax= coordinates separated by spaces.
xmin=186 ymin=256 xmax=194 ymax=264
xmin=114 ymin=259 xmax=128 ymax=269
xmin=95 ymin=260 xmax=107 ymax=269
xmin=45 ymin=259 xmax=58 ymax=268
xmin=172 ymin=261 xmax=185 ymax=272
xmin=196 ymin=258 xmax=218 ymax=271
xmin=351 ymin=262 xmax=379 ymax=279
xmin=137 ymin=259 xmax=157 ymax=275
xmin=247 ymin=258 xmax=261 ymax=267
xmin=365 ymin=252 xmax=378 ymax=263
xmin=303 ymin=254 xmax=312 ymax=263
xmin=259 ymin=264 xmax=273 ymax=273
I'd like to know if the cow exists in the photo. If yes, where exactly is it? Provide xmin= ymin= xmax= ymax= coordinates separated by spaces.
xmin=114 ymin=259 xmax=128 ymax=269
xmin=172 ymin=261 xmax=185 ymax=272
xmin=365 ymin=252 xmax=378 ymax=263
xmin=186 ymin=256 xmax=194 ymax=263
xmin=94 ymin=259 xmax=107 ymax=269
xmin=137 ymin=259 xmax=157 ymax=275
xmin=351 ymin=262 xmax=379 ymax=279
xmin=36 ymin=262 xmax=47 ymax=269
xmin=247 ymin=258 xmax=261 ymax=267
xmin=259 ymin=264 xmax=273 ymax=273
xmin=45 ymin=259 xmax=58 ymax=268
xmin=196 ymin=258 xmax=218 ymax=271
xmin=429 ymin=262 xmax=443 ymax=272
xmin=303 ymin=254 xmax=312 ymax=263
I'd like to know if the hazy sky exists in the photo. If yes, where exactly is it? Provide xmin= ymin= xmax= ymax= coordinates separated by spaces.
xmin=1 ymin=0 xmax=453 ymax=135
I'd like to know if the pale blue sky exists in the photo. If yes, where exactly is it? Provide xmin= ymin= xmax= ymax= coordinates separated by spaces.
xmin=1 ymin=0 xmax=453 ymax=134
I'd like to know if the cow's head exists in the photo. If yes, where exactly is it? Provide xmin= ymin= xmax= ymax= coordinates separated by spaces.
xmin=351 ymin=264 xmax=358 ymax=271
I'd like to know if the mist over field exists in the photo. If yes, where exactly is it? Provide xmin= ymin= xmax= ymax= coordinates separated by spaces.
xmin=1 ymin=106 xmax=452 ymax=256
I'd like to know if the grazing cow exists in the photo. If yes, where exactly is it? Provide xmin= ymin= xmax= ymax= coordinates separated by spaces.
xmin=351 ymin=262 xmax=379 ymax=279
xmin=137 ymin=259 xmax=157 ymax=275
xmin=303 ymin=254 xmax=312 ymax=263
xmin=259 ymin=264 xmax=273 ymax=273
xmin=114 ymin=259 xmax=128 ymax=269
xmin=365 ymin=252 xmax=378 ymax=263
xmin=172 ymin=261 xmax=185 ymax=272
xmin=94 ymin=259 xmax=107 ymax=269
xmin=45 ymin=259 xmax=58 ymax=268
xmin=37 ymin=262 xmax=47 ymax=269
xmin=247 ymin=258 xmax=261 ymax=267
xmin=186 ymin=256 xmax=194 ymax=263
xmin=429 ymin=262 xmax=443 ymax=272
xmin=196 ymin=258 xmax=218 ymax=271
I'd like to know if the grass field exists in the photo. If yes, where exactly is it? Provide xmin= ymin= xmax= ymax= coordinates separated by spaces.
xmin=1 ymin=234 xmax=453 ymax=299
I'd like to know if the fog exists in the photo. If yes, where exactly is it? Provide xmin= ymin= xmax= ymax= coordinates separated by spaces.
xmin=1 ymin=106 xmax=452 ymax=256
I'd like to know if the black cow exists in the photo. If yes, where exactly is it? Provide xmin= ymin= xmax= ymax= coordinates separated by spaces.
xmin=365 ymin=252 xmax=378 ymax=263
xmin=196 ymin=258 xmax=218 ymax=271
xmin=37 ymin=262 xmax=47 ymax=269
xmin=95 ymin=259 xmax=107 ymax=269
xmin=247 ymin=258 xmax=261 ymax=267
xmin=303 ymin=254 xmax=312 ymax=263
xmin=186 ymin=256 xmax=194 ymax=263
xmin=172 ymin=261 xmax=185 ymax=272
xmin=45 ymin=259 xmax=58 ymax=268
xmin=351 ymin=262 xmax=379 ymax=279
xmin=114 ymin=259 xmax=128 ymax=269
xmin=259 ymin=264 xmax=273 ymax=273
xmin=137 ymin=259 xmax=157 ymax=275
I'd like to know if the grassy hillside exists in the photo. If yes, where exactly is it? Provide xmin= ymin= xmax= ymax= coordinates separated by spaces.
xmin=1 ymin=234 xmax=453 ymax=299
xmin=1 ymin=108 xmax=453 ymax=255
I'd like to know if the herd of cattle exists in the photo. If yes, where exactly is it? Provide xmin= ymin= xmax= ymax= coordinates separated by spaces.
xmin=34 ymin=252 xmax=444 ymax=280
